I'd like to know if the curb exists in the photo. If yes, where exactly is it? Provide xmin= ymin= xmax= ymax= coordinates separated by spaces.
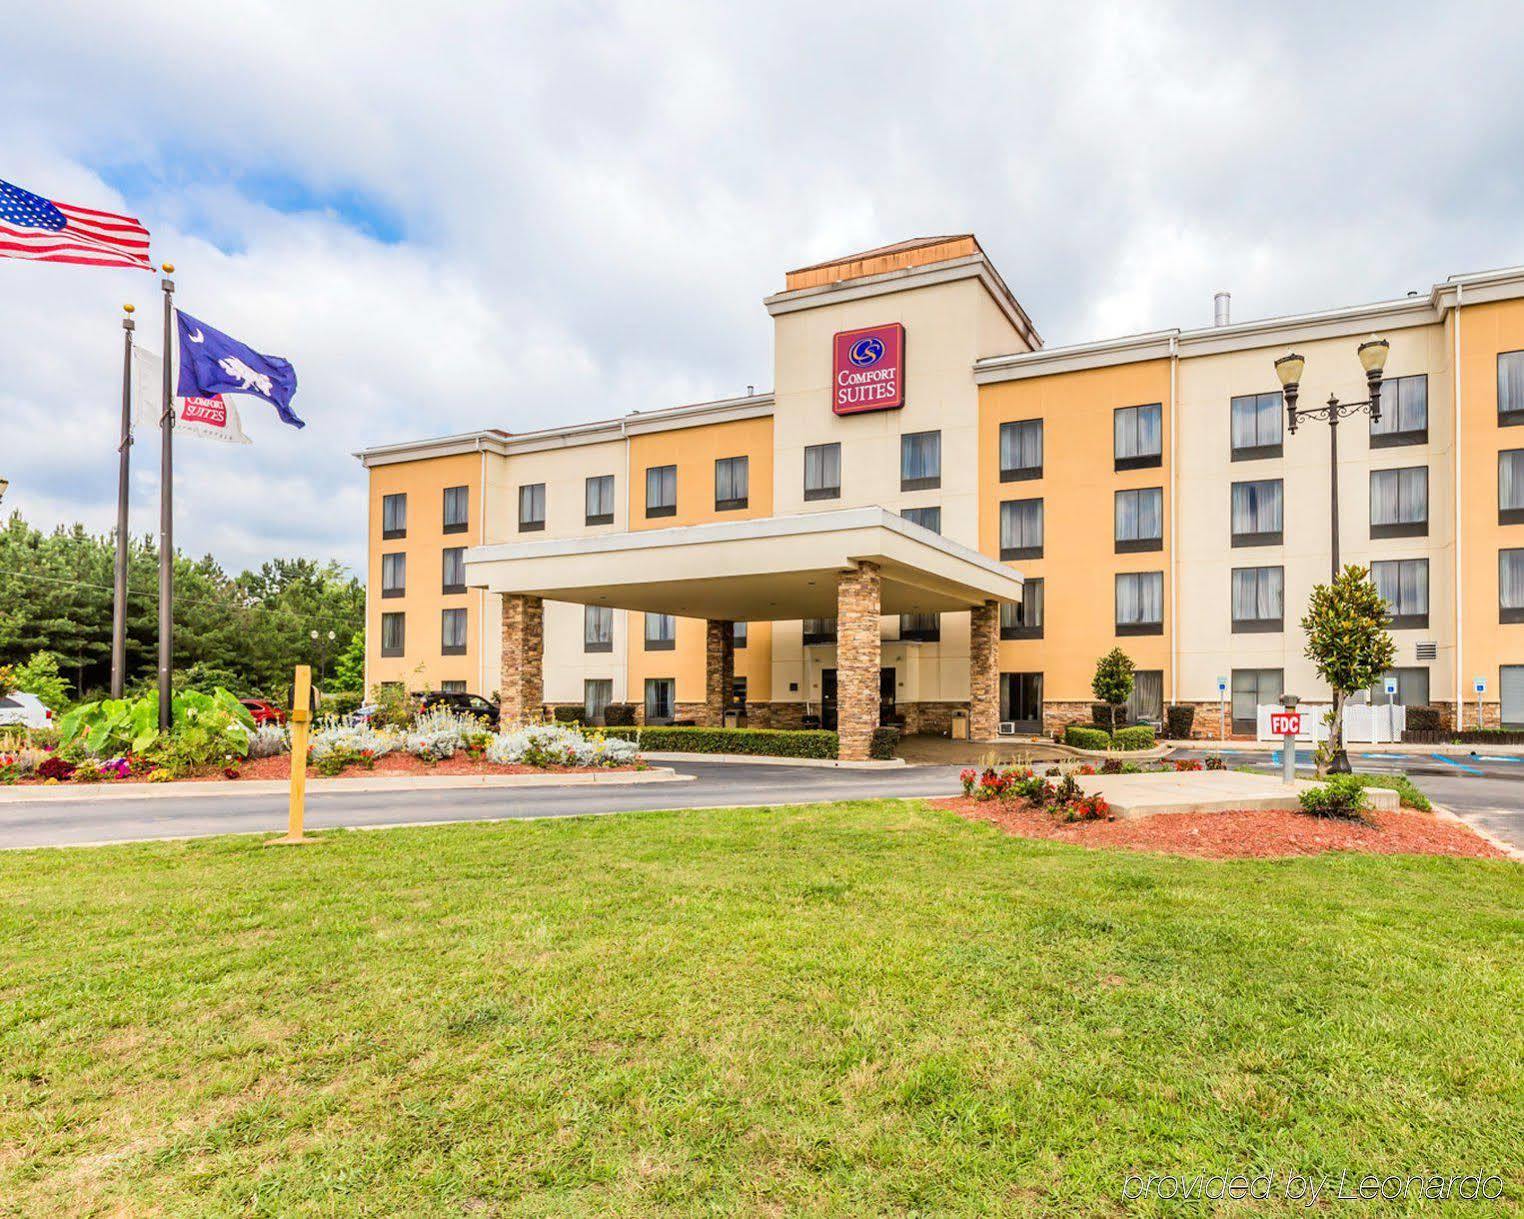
xmin=0 ymin=767 xmax=691 ymax=806
xmin=639 ymin=751 xmax=906 ymax=770
xmin=1431 ymin=802 xmax=1524 ymax=862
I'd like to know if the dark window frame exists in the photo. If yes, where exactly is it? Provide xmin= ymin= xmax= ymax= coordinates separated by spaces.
xmin=584 ymin=604 xmax=614 ymax=653
xmin=644 ymin=612 xmax=676 ymax=650
xmin=443 ymin=485 xmax=470 ymax=535
xmin=900 ymin=506 xmax=941 ymax=533
xmin=1501 ymin=549 xmax=1524 ymax=623
xmin=1231 ymin=478 xmax=1284 ymax=548
xmin=380 ymin=612 xmax=405 ymax=657
xmin=898 ymin=613 xmax=941 ymax=643
xmin=381 ymin=493 xmax=407 ymax=540
xmin=1369 ymin=466 xmax=1429 ymax=539
xmin=441 ymin=547 xmax=466 ymax=596
xmin=1115 ymin=571 xmax=1165 ymax=636
xmin=1370 ymin=374 xmax=1429 ymax=448
xmin=441 ymin=608 xmax=468 ymax=656
xmin=1372 ymin=558 xmax=1430 ymax=630
xmin=645 ymin=464 xmax=677 ymax=518
xmin=803 ymin=442 xmax=842 ymax=501
xmin=1230 ymin=565 xmax=1285 ymax=634
xmin=1229 ymin=391 xmax=1284 ymax=462
xmin=1114 ymin=402 xmax=1163 ymax=471
xmin=381 ymin=552 xmax=406 ymax=599
xmin=1114 ymin=487 xmax=1164 ymax=554
xmin=1500 ymin=450 xmax=1524 ymax=525
xmin=518 ymin=483 xmax=546 ymax=533
xmin=1499 ymin=350 xmax=1524 ymax=427
xmin=802 ymin=618 xmax=837 ymax=646
xmin=999 ymin=497 xmax=1044 ymax=561
xmin=1000 ymin=579 xmax=1044 ymax=640
xmin=585 ymin=474 xmax=615 ymax=526
xmin=714 ymin=455 xmax=749 ymax=512
xmin=999 ymin=418 xmax=1044 ymax=482
xmin=900 ymin=430 xmax=942 ymax=491
xmin=733 ymin=621 xmax=748 ymax=650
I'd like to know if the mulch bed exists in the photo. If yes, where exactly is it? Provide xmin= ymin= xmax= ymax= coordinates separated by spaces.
xmin=14 ymin=754 xmax=632 ymax=785
xmin=933 ymin=796 xmax=1508 ymax=860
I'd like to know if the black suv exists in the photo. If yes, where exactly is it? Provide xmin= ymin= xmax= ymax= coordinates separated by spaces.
xmin=414 ymin=691 xmax=500 ymax=728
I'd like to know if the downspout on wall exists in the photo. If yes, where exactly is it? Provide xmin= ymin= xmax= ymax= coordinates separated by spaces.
xmin=1168 ymin=332 xmax=1179 ymax=705
xmin=1454 ymin=284 xmax=1465 ymax=725
xmin=478 ymin=441 xmax=489 ymax=696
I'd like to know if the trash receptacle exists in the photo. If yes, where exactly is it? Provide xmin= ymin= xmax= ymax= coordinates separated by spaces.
xmin=950 ymin=709 xmax=970 ymax=740
xmin=723 ymin=710 xmax=740 ymax=729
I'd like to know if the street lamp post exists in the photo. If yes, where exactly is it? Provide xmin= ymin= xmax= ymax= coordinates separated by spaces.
xmin=1274 ymin=337 xmax=1390 ymax=775
xmin=1274 ymin=336 xmax=1391 ymax=579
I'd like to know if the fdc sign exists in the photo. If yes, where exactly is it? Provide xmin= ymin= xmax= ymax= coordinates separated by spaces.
xmin=832 ymin=323 xmax=905 ymax=415
xmin=1269 ymin=710 xmax=1303 ymax=736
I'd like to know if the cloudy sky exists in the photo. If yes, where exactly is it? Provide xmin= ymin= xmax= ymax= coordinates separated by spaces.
xmin=4 ymin=2 xmax=1523 ymax=575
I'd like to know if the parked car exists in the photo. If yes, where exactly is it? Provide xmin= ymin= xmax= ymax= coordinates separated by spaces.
xmin=239 ymin=698 xmax=287 ymax=726
xmin=415 ymin=691 xmax=500 ymax=728
xmin=0 ymin=692 xmax=54 ymax=730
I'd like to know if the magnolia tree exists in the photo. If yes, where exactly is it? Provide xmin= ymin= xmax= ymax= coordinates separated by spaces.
xmin=1300 ymin=565 xmax=1396 ymax=775
xmin=1091 ymin=647 xmax=1135 ymax=733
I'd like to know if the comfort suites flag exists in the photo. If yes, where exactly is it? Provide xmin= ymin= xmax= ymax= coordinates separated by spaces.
xmin=132 ymin=346 xmax=252 ymax=445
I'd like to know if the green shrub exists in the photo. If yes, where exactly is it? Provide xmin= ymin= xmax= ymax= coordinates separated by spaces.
xmin=602 ymin=703 xmax=637 ymax=727
xmin=1338 ymin=772 xmax=1430 ymax=811
xmin=1405 ymin=705 xmax=1443 ymax=733
xmin=1063 ymin=725 xmax=1111 ymax=751
xmin=1112 ymin=725 xmax=1156 ymax=751
xmin=1164 ymin=704 xmax=1196 ymax=739
xmin=868 ymin=726 xmax=901 ymax=761
xmin=1297 ymin=774 xmax=1370 ymax=820
xmin=369 ymin=685 xmax=418 ymax=729
xmin=8 ymin=651 xmax=69 ymax=711
xmin=57 ymin=688 xmax=252 ymax=760
xmin=551 ymin=706 xmax=584 ymax=725
xmin=322 ymin=690 xmax=363 ymax=721
xmin=602 ymin=726 xmax=837 ymax=759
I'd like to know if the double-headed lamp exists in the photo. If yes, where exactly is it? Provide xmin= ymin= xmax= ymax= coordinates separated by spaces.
xmin=1357 ymin=336 xmax=1390 ymax=376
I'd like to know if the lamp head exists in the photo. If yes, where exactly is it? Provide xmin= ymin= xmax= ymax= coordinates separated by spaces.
xmin=1274 ymin=352 xmax=1305 ymax=390
xmin=1358 ymin=335 xmax=1390 ymax=376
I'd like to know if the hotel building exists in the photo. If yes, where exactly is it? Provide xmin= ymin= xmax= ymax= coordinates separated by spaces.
xmin=356 ymin=235 xmax=1524 ymax=757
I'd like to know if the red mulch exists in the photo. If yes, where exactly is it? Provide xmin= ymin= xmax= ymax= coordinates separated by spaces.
xmin=933 ymin=796 xmax=1507 ymax=860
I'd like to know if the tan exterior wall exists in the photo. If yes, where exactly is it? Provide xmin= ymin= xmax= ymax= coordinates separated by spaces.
xmin=978 ymin=359 xmax=1174 ymax=704
xmin=1457 ymin=297 xmax=1524 ymax=722
xmin=366 ymin=451 xmax=486 ymax=694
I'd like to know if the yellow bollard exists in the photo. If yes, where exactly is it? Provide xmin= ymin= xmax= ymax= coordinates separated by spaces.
xmin=267 ymin=664 xmax=318 ymax=846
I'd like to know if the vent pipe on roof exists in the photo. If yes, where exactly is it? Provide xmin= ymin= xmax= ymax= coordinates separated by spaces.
xmin=1213 ymin=291 xmax=1231 ymax=327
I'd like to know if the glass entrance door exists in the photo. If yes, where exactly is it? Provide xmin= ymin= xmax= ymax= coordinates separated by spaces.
xmin=820 ymin=669 xmax=838 ymax=731
xmin=1001 ymin=672 xmax=1043 ymax=733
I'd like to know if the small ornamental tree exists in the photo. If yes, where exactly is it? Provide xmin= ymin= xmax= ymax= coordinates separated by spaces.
xmin=11 ymin=650 xmax=68 ymax=711
xmin=1091 ymin=648 xmax=1135 ymax=733
xmin=1301 ymin=565 xmax=1396 ymax=775
xmin=331 ymin=630 xmax=365 ymax=693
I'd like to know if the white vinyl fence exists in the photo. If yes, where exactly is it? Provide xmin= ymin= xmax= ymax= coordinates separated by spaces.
xmin=1255 ymin=703 xmax=1406 ymax=744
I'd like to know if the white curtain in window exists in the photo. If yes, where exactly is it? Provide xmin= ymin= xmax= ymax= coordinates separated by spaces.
xmin=1373 ymin=559 xmax=1428 ymax=616
xmin=1230 ymin=393 xmax=1281 ymax=450
xmin=1501 ymin=551 xmax=1524 ymax=609
xmin=1115 ymin=488 xmax=1162 ymax=541
xmin=901 ymin=432 xmax=940 ymax=481
xmin=716 ymin=457 xmax=748 ymax=503
xmin=584 ymin=679 xmax=612 ymax=720
xmin=1231 ymin=480 xmax=1283 ymax=534
xmin=1001 ymin=499 xmax=1043 ymax=549
xmin=1115 ymin=404 xmax=1162 ymax=460
xmin=646 ymin=466 xmax=676 ymax=509
xmin=805 ymin=443 xmax=840 ymax=492
xmin=1500 ymin=352 xmax=1524 ymax=416
xmin=1371 ymin=467 xmax=1427 ymax=525
xmin=1371 ymin=376 xmax=1428 ymax=435
xmin=586 ymin=475 xmax=614 ymax=518
xmin=1000 ymin=420 xmax=1042 ymax=472
xmin=1116 ymin=572 xmax=1163 ymax=624
xmin=1502 ymin=451 xmax=1524 ymax=511
xmin=1231 ymin=567 xmax=1282 ymax=620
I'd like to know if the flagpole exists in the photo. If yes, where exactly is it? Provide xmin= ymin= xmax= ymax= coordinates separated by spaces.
xmin=157 ymin=265 xmax=175 ymax=730
xmin=110 ymin=304 xmax=136 ymax=699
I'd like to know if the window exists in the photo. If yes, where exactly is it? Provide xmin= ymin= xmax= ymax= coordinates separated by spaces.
xmin=1499 ymin=351 xmax=1524 ymax=425
xmin=1000 ymin=672 xmax=1044 ymax=729
xmin=585 ymin=475 xmax=615 ymax=525
xmin=1114 ymin=403 xmax=1163 ymax=470
xmin=802 ymin=618 xmax=837 ymax=645
xmin=1114 ymin=487 xmax=1163 ymax=553
xmin=441 ymin=680 xmax=467 ymax=694
xmin=899 ymin=612 xmax=940 ymax=642
xmin=1115 ymin=571 xmax=1164 ymax=635
xmin=380 ymin=612 xmax=405 ymax=657
xmin=443 ymin=486 xmax=469 ymax=533
xmin=644 ymin=678 xmax=675 ymax=725
xmin=714 ymin=456 xmax=749 ymax=511
xmin=900 ymin=430 xmax=941 ymax=490
xmin=1502 ymin=666 xmax=1524 ymax=727
xmin=1000 ymin=498 xmax=1044 ymax=560
xmin=1231 ymin=479 xmax=1283 ymax=546
xmin=1231 ymin=566 xmax=1284 ymax=633
xmin=901 ymin=506 xmax=941 ymax=533
xmin=382 ymin=493 xmax=407 ymax=540
xmin=1371 ymin=559 xmax=1429 ymax=629
xmin=1370 ymin=466 xmax=1428 ymax=537
xmin=518 ymin=483 xmax=545 ymax=532
xmin=1000 ymin=419 xmax=1043 ymax=481
xmin=733 ymin=621 xmax=748 ymax=649
xmin=1125 ymin=671 xmax=1164 ymax=724
xmin=584 ymin=679 xmax=613 ymax=723
xmin=644 ymin=612 xmax=676 ymax=650
xmin=1371 ymin=374 xmax=1428 ymax=447
xmin=442 ymin=547 xmax=465 ymax=594
xmin=1230 ymin=391 xmax=1283 ymax=461
xmin=1500 ymin=549 xmax=1524 ymax=622
xmin=1231 ymin=669 xmax=1283 ymax=734
xmin=381 ymin=552 xmax=406 ymax=598
xmin=1501 ymin=451 xmax=1524 ymax=524
xmin=645 ymin=465 xmax=677 ymax=517
xmin=1363 ymin=668 xmax=1430 ymax=707
xmin=584 ymin=605 xmax=613 ymax=653
xmin=1000 ymin=579 xmax=1043 ymax=639
xmin=804 ymin=442 xmax=841 ymax=501
xmin=730 ymin=676 xmax=747 ymax=710
xmin=441 ymin=608 xmax=468 ymax=655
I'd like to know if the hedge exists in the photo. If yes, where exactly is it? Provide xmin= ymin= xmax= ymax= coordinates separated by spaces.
xmin=1112 ymin=725 xmax=1156 ymax=751
xmin=550 ymin=706 xmax=583 ymax=724
xmin=1164 ymin=704 xmax=1196 ymax=739
xmin=868 ymin=726 xmax=901 ymax=761
xmin=602 ymin=703 xmax=637 ymax=727
xmin=1063 ymin=725 xmax=1111 ymax=750
xmin=1405 ymin=705 xmax=1443 ymax=733
xmin=602 ymin=726 xmax=838 ymax=759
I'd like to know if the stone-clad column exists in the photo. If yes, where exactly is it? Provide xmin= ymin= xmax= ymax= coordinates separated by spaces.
xmin=836 ymin=561 xmax=882 ymax=761
xmin=704 ymin=619 xmax=735 ymax=727
xmin=499 ymin=593 xmax=543 ymax=726
xmin=969 ymin=599 xmax=1000 ymax=742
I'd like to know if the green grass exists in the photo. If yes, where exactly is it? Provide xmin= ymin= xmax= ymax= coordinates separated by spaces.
xmin=2 ymin=801 xmax=1521 ymax=1216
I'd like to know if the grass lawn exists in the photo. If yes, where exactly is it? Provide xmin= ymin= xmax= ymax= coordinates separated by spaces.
xmin=2 ymin=800 xmax=1521 ymax=1216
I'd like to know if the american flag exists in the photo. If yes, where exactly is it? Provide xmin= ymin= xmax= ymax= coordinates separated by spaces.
xmin=0 ymin=177 xmax=151 ymax=270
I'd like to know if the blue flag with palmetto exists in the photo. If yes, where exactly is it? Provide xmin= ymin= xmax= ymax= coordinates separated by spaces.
xmin=176 ymin=310 xmax=304 ymax=428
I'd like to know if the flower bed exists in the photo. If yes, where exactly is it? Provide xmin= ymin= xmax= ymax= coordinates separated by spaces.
xmin=959 ymin=765 xmax=1112 ymax=822
xmin=937 ymin=798 xmax=1506 ymax=860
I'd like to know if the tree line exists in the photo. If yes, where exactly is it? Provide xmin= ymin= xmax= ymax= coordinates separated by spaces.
xmin=0 ymin=511 xmax=364 ymax=703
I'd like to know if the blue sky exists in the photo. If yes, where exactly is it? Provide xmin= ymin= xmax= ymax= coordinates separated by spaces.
xmin=3 ymin=1 xmax=1523 ymax=575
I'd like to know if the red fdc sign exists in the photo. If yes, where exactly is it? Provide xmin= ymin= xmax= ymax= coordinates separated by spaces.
xmin=832 ymin=323 xmax=905 ymax=415
xmin=1269 ymin=711 xmax=1303 ymax=736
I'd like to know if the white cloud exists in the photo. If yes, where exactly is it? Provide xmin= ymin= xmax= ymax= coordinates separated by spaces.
xmin=3 ymin=2 xmax=1524 ymax=572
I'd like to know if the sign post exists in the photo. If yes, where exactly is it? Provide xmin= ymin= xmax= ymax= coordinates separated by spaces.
xmin=1216 ymin=676 xmax=1227 ymax=740
xmin=267 ymin=664 xmax=317 ymax=846
xmin=1474 ymin=677 xmax=1486 ymax=732
xmin=1272 ymin=695 xmax=1302 ymax=785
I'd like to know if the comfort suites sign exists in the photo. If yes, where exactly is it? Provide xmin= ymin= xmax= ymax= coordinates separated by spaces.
xmin=832 ymin=323 xmax=905 ymax=415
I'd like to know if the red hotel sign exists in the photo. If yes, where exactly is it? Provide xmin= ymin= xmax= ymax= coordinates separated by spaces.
xmin=832 ymin=323 xmax=905 ymax=415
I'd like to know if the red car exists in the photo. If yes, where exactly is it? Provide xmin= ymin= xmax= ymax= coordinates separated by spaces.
xmin=239 ymin=698 xmax=287 ymax=726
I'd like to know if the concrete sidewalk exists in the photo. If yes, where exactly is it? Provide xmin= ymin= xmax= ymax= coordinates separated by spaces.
xmin=1075 ymin=770 xmax=1400 ymax=819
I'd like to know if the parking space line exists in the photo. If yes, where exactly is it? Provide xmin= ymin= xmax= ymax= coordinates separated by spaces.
xmin=1430 ymin=753 xmax=1484 ymax=775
